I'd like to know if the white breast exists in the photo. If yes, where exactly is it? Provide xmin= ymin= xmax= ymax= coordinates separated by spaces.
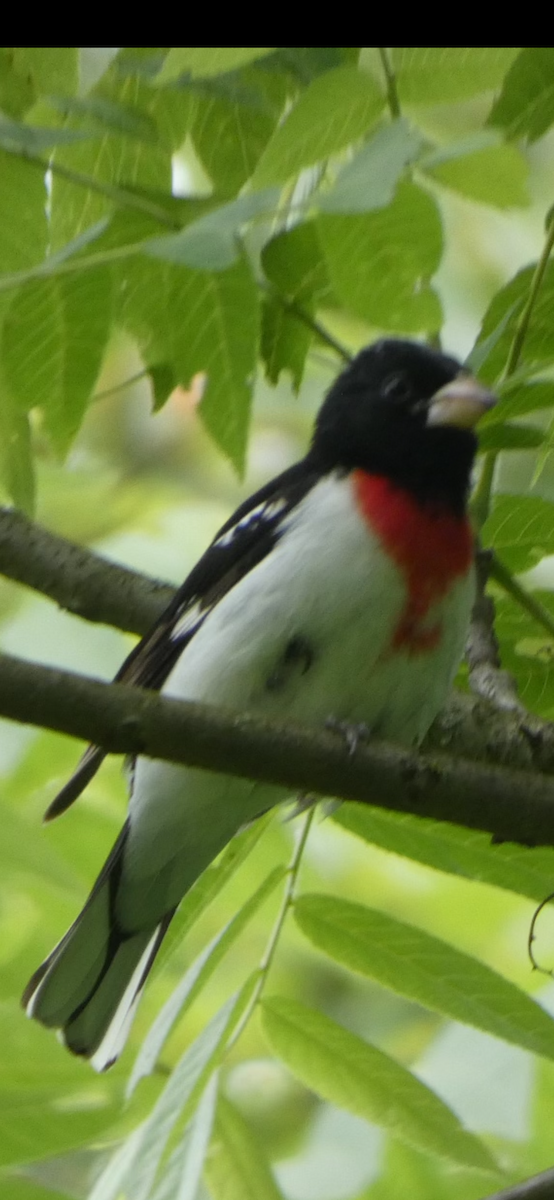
xmin=121 ymin=474 xmax=474 ymax=927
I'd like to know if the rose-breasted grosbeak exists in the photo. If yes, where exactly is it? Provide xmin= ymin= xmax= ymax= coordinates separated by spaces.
xmin=23 ymin=339 xmax=495 ymax=1070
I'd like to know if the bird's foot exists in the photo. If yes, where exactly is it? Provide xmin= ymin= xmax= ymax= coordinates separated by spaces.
xmin=325 ymin=717 xmax=371 ymax=756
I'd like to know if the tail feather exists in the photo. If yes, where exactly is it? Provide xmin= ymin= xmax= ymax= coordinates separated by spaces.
xmin=22 ymin=825 xmax=174 ymax=1070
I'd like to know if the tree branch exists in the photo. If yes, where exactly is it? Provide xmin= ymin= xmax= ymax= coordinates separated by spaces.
xmin=484 ymin=1166 xmax=554 ymax=1200
xmin=466 ymin=546 xmax=524 ymax=712
xmin=0 ymin=507 xmax=173 ymax=635
xmin=3 ymin=508 xmax=554 ymax=793
xmin=2 ymin=651 xmax=554 ymax=847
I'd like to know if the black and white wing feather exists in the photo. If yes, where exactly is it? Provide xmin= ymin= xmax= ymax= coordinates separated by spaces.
xmin=44 ymin=459 xmax=320 ymax=821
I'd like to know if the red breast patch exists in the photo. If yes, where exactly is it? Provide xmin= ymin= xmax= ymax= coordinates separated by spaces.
xmin=353 ymin=471 xmax=473 ymax=656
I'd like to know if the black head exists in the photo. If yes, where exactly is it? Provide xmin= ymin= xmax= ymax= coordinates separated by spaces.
xmin=310 ymin=339 xmax=495 ymax=515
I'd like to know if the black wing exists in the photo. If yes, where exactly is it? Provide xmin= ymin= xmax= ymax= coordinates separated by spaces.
xmin=45 ymin=458 xmax=320 ymax=821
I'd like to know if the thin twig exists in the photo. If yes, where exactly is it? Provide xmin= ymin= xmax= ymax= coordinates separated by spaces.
xmin=227 ymin=807 xmax=315 ymax=1049
xmin=482 ymin=1165 xmax=554 ymax=1200
xmin=377 ymin=48 xmax=401 ymax=119
xmin=92 ymin=369 xmax=151 ymax=403
xmin=1 ymin=142 xmax=181 ymax=230
xmin=472 ymin=213 xmax=554 ymax=532
xmin=262 ymin=282 xmax=352 ymax=363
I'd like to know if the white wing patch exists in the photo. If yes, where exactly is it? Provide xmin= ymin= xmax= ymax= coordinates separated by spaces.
xmin=213 ymin=496 xmax=290 ymax=549
xmin=170 ymin=600 xmax=205 ymax=642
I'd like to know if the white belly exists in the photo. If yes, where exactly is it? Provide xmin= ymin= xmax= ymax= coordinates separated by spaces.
xmin=120 ymin=474 xmax=474 ymax=928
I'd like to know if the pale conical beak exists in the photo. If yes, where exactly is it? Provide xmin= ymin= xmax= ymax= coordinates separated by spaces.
xmin=427 ymin=375 xmax=497 ymax=429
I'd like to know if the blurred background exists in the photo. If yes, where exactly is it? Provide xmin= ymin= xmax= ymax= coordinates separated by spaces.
xmin=3 ymin=53 xmax=554 ymax=1200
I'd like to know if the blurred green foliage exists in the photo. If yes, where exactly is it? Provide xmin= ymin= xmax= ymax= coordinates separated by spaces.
xmin=1 ymin=45 xmax=554 ymax=1200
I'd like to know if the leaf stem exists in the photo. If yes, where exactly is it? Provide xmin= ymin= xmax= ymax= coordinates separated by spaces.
xmin=377 ymin=48 xmax=401 ymax=119
xmin=472 ymin=213 xmax=554 ymax=531
xmin=0 ymin=238 xmax=148 ymax=295
xmin=263 ymin=283 xmax=351 ymax=363
xmin=470 ymin=452 xmax=497 ymax=529
xmin=2 ymin=142 xmax=181 ymax=229
xmin=501 ymin=213 xmax=554 ymax=382
xmin=226 ymin=807 xmax=315 ymax=1050
xmin=92 ymin=369 xmax=151 ymax=402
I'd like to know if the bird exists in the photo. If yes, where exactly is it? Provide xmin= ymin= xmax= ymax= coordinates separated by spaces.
xmin=23 ymin=338 xmax=496 ymax=1071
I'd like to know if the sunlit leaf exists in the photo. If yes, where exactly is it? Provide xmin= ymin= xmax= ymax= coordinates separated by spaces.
xmin=423 ymin=142 xmax=529 ymax=209
xmin=251 ymin=67 xmax=384 ymax=187
xmin=295 ymin=894 xmax=554 ymax=1060
xmin=334 ymin=803 xmax=554 ymax=902
xmin=261 ymin=997 xmax=496 ymax=1170
xmin=155 ymin=49 xmax=276 ymax=84
xmin=0 ymin=152 xmax=47 ymax=275
xmin=393 ymin=47 xmax=518 ymax=104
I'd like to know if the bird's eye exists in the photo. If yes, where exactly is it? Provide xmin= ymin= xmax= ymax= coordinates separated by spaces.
xmin=382 ymin=373 xmax=411 ymax=402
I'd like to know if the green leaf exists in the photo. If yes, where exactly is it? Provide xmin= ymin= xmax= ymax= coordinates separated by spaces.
xmin=473 ymin=261 xmax=554 ymax=385
xmin=120 ymin=253 xmax=259 ymax=471
xmin=482 ymin=494 xmax=554 ymax=572
xmin=261 ymin=997 xmax=496 ymax=1170
xmin=0 ymin=1097 xmax=120 ymax=1172
xmin=0 ymin=49 xmax=36 ymax=118
xmin=49 ymin=72 xmax=172 ymax=253
xmin=191 ymin=89 xmax=279 ymax=193
xmin=295 ymin=894 xmax=554 ymax=1061
xmin=155 ymin=48 xmax=277 ymax=84
xmin=0 ymin=152 xmax=47 ymax=274
xmin=205 ymin=1094 xmax=285 ymax=1200
xmin=0 ymin=1175 xmax=69 ymax=1200
xmin=251 ymin=67 xmax=384 ymax=187
xmin=262 ymin=220 xmax=332 ymax=303
xmin=48 ymin=95 xmax=160 ymax=144
xmin=261 ymin=293 xmax=311 ymax=390
xmin=127 ymin=866 xmax=284 ymax=1098
xmin=143 ymin=189 xmax=281 ymax=271
xmin=122 ymin=982 xmax=256 ymax=1200
xmin=0 ymin=374 xmax=35 ymax=512
xmin=333 ymin=803 xmax=554 ymax=903
xmin=489 ymin=48 xmax=554 ymax=142
xmin=477 ymin=422 xmax=543 ymax=451
xmin=319 ymin=119 xmax=423 ymax=213
xmin=423 ymin=142 xmax=529 ymax=209
xmin=481 ymin=380 xmax=554 ymax=423
xmin=500 ymin=639 xmax=554 ymax=719
xmin=159 ymin=817 xmax=275 ymax=968
xmin=0 ymin=120 xmax=94 ymax=153
xmin=13 ymin=47 xmax=78 ymax=98
xmin=0 ymin=1006 xmax=121 ymax=1168
xmin=393 ymin=48 xmax=519 ymax=104
xmin=2 ymin=268 xmax=113 ymax=453
xmin=152 ymin=1072 xmax=219 ymax=1200
xmin=317 ymin=181 xmax=442 ymax=332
